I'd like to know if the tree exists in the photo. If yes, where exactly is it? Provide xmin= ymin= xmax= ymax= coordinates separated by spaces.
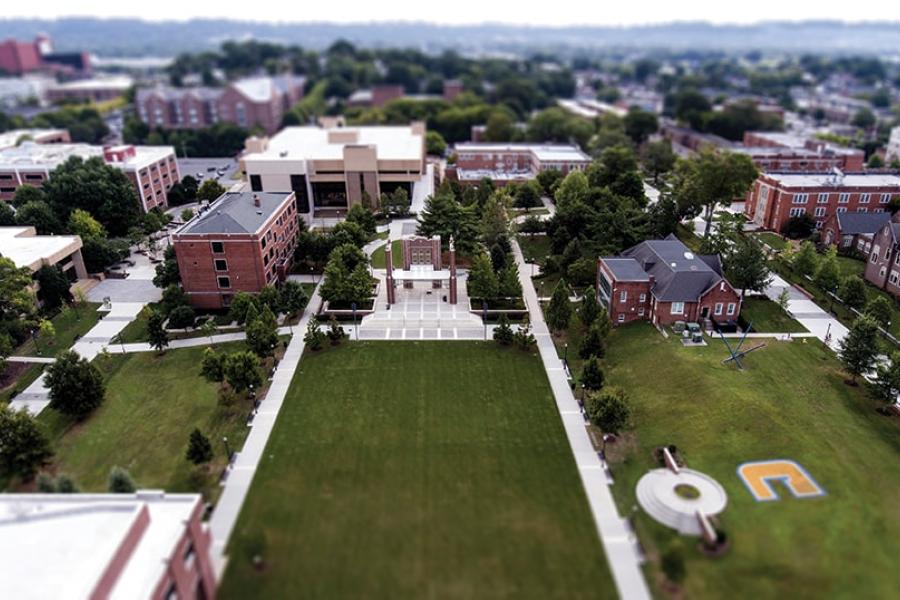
xmin=196 ymin=179 xmax=227 ymax=202
xmin=518 ymin=214 xmax=545 ymax=236
xmin=45 ymin=350 xmax=105 ymax=419
xmin=661 ymin=540 xmax=687 ymax=584
xmin=153 ymin=245 xmax=181 ymax=289
xmin=838 ymin=316 xmax=880 ymax=383
xmin=814 ymin=248 xmax=841 ymax=294
xmin=585 ymin=387 xmax=631 ymax=433
xmin=199 ymin=319 xmax=218 ymax=344
xmin=41 ymin=156 xmax=141 ymax=236
xmin=513 ymin=321 xmax=537 ymax=351
xmin=851 ymin=107 xmax=876 ymax=129
xmin=839 ymin=276 xmax=868 ymax=310
xmin=640 ymin=139 xmax=677 ymax=184
xmin=228 ymin=292 xmax=260 ymax=325
xmin=623 ymin=107 xmax=658 ymax=145
xmin=223 ymin=350 xmax=264 ymax=393
xmin=466 ymin=253 xmax=499 ymax=299
xmin=147 ymin=310 xmax=169 ymax=353
xmin=546 ymin=282 xmax=572 ymax=331
xmin=725 ymin=239 xmax=771 ymax=302
xmin=493 ymin=313 xmax=514 ymax=345
xmin=781 ymin=214 xmax=817 ymax=239
xmin=792 ymin=241 xmax=819 ymax=278
xmin=303 ymin=316 xmax=326 ymax=351
xmin=67 ymin=208 xmax=106 ymax=240
xmin=536 ymin=169 xmax=564 ymax=197
xmin=38 ymin=319 xmax=56 ymax=352
xmin=867 ymin=154 xmax=885 ymax=169
xmin=180 ymin=207 xmax=195 ymax=221
xmin=554 ymin=170 xmax=590 ymax=207
xmin=55 ymin=474 xmax=79 ymax=493
xmin=580 ymin=289 xmax=600 ymax=328
xmin=246 ymin=306 xmax=279 ymax=357
xmin=108 ymin=466 xmax=136 ymax=493
xmin=480 ymin=194 xmax=510 ymax=248
xmin=0 ymin=404 xmax=52 ymax=481
xmin=498 ymin=265 xmax=522 ymax=298
xmin=777 ymin=288 xmax=791 ymax=312
xmin=484 ymin=109 xmax=515 ymax=142
xmin=581 ymin=357 xmax=605 ymax=391
xmin=320 ymin=244 xmax=373 ymax=305
xmin=15 ymin=200 xmax=63 ymax=234
xmin=279 ymin=280 xmax=309 ymax=316
xmin=864 ymin=296 xmax=893 ymax=329
xmin=580 ymin=319 xmax=608 ymax=359
xmin=417 ymin=190 xmax=479 ymax=253
xmin=35 ymin=265 xmax=73 ymax=310
xmin=673 ymin=149 xmax=758 ymax=237
xmin=514 ymin=181 xmax=542 ymax=210
xmin=345 ymin=203 xmax=377 ymax=235
xmin=11 ymin=183 xmax=45 ymax=208
xmin=0 ymin=201 xmax=14 ymax=226
xmin=201 ymin=348 xmax=225 ymax=383
xmin=425 ymin=130 xmax=447 ymax=155
xmin=186 ymin=428 xmax=214 ymax=465
xmin=327 ymin=315 xmax=346 ymax=345
xmin=873 ymin=350 xmax=900 ymax=405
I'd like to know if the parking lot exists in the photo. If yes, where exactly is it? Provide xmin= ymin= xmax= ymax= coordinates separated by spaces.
xmin=176 ymin=157 xmax=241 ymax=186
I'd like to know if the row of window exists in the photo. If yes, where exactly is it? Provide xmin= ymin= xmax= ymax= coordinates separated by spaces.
xmin=669 ymin=301 xmax=737 ymax=316
xmin=793 ymin=192 xmax=894 ymax=205
xmin=790 ymin=206 xmax=885 ymax=218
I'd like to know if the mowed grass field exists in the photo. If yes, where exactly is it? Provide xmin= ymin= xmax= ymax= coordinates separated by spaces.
xmin=220 ymin=342 xmax=613 ymax=599
xmin=603 ymin=324 xmax=900 ymax=598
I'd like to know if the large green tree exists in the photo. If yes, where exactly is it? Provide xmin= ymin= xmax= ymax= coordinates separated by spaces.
xmin=45 ymin=350 xmax=106 ymax=419
xmin=546 ymin=282 xmax=572 ymax=331
xmin=416 ymin=190 xmax=479 ymax=254
xmin=838 ymin=316 xmax=880 ymax=383
xmin=725 ymin=239 xmax=772 ymax=302
xmin=0 ymin=404 xmax=53 ymax=481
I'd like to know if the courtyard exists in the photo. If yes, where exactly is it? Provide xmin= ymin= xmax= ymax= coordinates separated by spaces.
xmin=219 ymin=341 xmax=613 ymax=599
xmin=602 ymin=324 xmax=900 ymax=598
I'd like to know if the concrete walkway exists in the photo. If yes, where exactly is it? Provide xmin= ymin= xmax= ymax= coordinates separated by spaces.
xmin=5 ymin=356 xmax=55 ymax=364
xmin=9 ymin=302 xmax=147 ymax=415
xmin=762 ymin=274 xmax=849 ymax=351
xmin=208 ymin=283 xmax=323 ymax=577
xmin=511 ymin=240 xmax=651 ymax=600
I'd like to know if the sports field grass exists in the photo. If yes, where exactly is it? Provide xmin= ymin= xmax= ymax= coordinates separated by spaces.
xmin=220 ymin=341 xmax=612 ymax=599
xmin=603 ymin=323 xmax=900 ymax=598
xmin=37 ymin=343 xmax=252 ymax=498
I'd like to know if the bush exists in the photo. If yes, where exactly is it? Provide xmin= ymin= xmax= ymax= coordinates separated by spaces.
xmin=493 ymin=313 xmax=514 ymax=345
xmin=108 ymin=466 xmax=136 ymax=493
xmin=661 ymin=539 xmax=686 ymax=584
xmin=781 ymin=214 xmax=816 ymax=239
xmin=45 ymin=350 xmax=105 ymax=419
xmin=168 ymin=305 xmax=196 ymax=329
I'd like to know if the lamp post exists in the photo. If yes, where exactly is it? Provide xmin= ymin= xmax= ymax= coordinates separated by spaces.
xmin=482 ymin=301 xmax=488 ymax=341
xmin=351 ymin=302 xmax=358 ymax=341
xmin=223 ymin=436 xmax=231 ymax=462
xmin=564 ymin=343 xmax=568 ymax=368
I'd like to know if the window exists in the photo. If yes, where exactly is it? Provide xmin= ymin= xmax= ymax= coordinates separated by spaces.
xmin=894 ymin=253 xmax=900 ymax=266
xmin=881 ymin=193 xmax=891 ymax=204
xmin=714 ymin=303 xmax=723 ymax=316
xmin=250 ymin=174 xmax=262 ymax=192
xmin=837 ymin=207 xmax=847 ymax=214
xmin=727 ymin=303 xmax=736 ymax=315
xmin=638 ymin=307 xmax=645 ymax=316
xmin=214 ymin=259 xmax=227 ymax=271
xmin=639 ymin=293 xmax=646 ymax=303
xmin=891 ymin=272 xmax=899 ymax=285
xmin=671 ymin=302 xmax=684 ymax=315
xmin=872 ymin=245 xmax=880 ymax=263
xmin=860 ymin=193 xmax=870 ymax=204
xmin=211 ymin=241 xmax=224 ymax=254
xmin=838 ymin=193 xmax=850 ymax=204
xmin=814 ymin=207 xmax=826 ymax=217
xmin=617 ymin=313 xmax=625 ymax=323
xmin=792 ymin=193 xmax=809 ymax=204
xmin=880 ymin=267 xmax=887 ymax=278
xmin=858 ymin=207 xmax=868 ymax=213
xmin=817 ymin=193 xmax=830 ymax=204
xmin=789 ymin=207 xmax=806 ymax=217
xmin=217 ymin=276 xmax=231 ymax=289
xmin=619 ymin=290 xmax=627 ymax=303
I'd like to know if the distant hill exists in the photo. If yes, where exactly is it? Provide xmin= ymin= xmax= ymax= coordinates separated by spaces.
xmin=2 ymin=18 xmax=900 ymax=57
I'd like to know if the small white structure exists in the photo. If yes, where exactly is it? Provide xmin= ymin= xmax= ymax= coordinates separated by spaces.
xmin=636 ymin=467 xmax=728 ymax=536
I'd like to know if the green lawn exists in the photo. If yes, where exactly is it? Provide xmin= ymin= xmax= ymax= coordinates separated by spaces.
xmin=836 ymin=256 xmax=865 ymax=278
xmin=0 ymin=362 xmax=44 ymax=404
xmin=604 ymin=324 xmax=900 ymax=598
xmin=752 ymin=231 xmax=790 ymax=252
xmin=14 ymin=303 xmax=102 ymax=356
xmin=369 ymin=239 xmax=403 ymax=269
xmin=518 ymin=234 xmax=551 ymax=264
xmin=37 ymin=343 xmax=253 ymax=498
xmin=220 ymin=342 xmax=611 ymax=599
xmin=741 ymin=297 xmax=808 ymax=333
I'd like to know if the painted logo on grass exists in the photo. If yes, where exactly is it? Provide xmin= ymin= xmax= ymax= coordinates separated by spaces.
xmin=737 ymin=459 xmax=825 ymax=502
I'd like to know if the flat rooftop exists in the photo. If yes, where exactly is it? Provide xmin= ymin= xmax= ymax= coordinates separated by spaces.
xmin=0 ymin=226 xmax=82 ymax=272
xmin=249 ymin=125 xmax=424 ymax=162
xmin=0 ymin=492 xmax=201 ymax=600
xmin=454 ymin=143 xmax=590 ymax=162
xmin=49 ymin=76 xmax=133 ymax=91
xmin=177 ymin=191 xmax=292 ymax=235
xmin=0 ymin=142 xmax=173 ymax=170
xmin=0 ymin=128 xmax=66 ymax=150
xmin=764 ymin=172 xmax=900 ymax=188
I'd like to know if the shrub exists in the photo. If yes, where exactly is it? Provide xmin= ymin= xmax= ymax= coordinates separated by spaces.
xmin=168 ymin=305 xmax=196 ymax=329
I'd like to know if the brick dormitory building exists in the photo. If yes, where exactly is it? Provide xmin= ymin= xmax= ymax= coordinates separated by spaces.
xmin=172 ymin=191 xmax=299 ymax=309
xmin=597 ymin=235 xmax=741 ymax=327
xmin=448 ymin=142 xmax=591 ymax=185
xmin=0 ymin=141 xmax=180 ymax=212
xmin=745 ymin=172 xmax=900 ymax=233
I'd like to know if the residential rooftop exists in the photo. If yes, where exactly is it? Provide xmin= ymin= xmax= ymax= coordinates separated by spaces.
xmin=836 ymin=211 xmax=893 ymax=235
xmin=0 ymin=491 xmax=202 ymax=600
xmin=454 ymin=142 xmax=590 ymax=163
xmin=0 ymin=226 xmax=82 ymax=272
xmin=176 ymin=191 xmax=293 ymax=235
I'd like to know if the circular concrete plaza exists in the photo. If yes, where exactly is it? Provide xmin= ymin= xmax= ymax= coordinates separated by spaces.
xmin=636 ymin=468 xmax=728 ymax=536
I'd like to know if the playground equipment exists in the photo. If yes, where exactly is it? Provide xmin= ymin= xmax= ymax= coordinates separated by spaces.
xmin=719 ymin=324 xmax=766 ymax=370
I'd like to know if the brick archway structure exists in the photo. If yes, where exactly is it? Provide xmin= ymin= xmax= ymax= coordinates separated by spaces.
xmin=385 ymin=234 xmax=457 ymax=304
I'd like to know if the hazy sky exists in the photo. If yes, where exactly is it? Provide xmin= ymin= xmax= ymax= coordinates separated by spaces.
xmin=5 ymin=1 xmax=899 ymax=26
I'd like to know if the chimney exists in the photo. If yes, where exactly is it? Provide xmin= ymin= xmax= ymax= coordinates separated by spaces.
xmin=253 ymin=194 xmax=261 ymax=207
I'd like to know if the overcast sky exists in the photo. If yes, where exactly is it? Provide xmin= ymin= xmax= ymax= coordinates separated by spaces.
xmin=4 ymin=1 xmax=899 ymax=26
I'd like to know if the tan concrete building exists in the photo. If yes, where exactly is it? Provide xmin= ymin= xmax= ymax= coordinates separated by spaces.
xmin=241 ymin=123 xmax=427 ymax=219
xmin=0 ymin=226 xmax=87 ymax=282
xmin=0 ymin=128 xmax=70 ymax=151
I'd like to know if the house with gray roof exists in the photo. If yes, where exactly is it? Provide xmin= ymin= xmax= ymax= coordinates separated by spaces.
xmin=864 ymin=220 xmax=900 ymax=297
xmin=597 ymin=234 xmax=741 ymax=326
xmin=821 ymin=210 xmax=893 ymax=257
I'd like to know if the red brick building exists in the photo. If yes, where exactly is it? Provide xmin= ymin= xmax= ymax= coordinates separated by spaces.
xmin=742 ymin=131 xmax=864 ymax=172
xmin=136 ymin=75 xmax=305 ymax=134
xmin=173 ymin=191 xmax=299 ymax=309
xmin=745 ymin=172 xmax=900 ymax=232
xmin=864 ymin=221 xmax=900 ymax=297
xmin=820 ymin=210 xmax=893 ymax=256
xmin=0 ymin=492 xmax=216 ymax=599
xmin=597 ymin=235 xmax=741 ymax=326
xmin=0 ymin=38 xmax=43 ymax=75
xmin=449 ymin=143 xmax=591 ymax=185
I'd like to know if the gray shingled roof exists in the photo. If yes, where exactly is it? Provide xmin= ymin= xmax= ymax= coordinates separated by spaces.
xmin=178 ymin=192 xmax=292 ymax=235
xmin=619 ymin=234 xmax=725 ymax=302
xmin=602 ymin=258 xmax=650 ymax=281
xmin=836 ymin=211 xmax=892 ymax=236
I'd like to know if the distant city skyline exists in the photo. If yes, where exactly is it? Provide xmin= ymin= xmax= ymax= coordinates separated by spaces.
xmin=4 ymin=1 xmax=900 ymax=27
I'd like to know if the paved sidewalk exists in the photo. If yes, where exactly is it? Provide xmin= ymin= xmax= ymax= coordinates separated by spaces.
xmin=208 ymin=283 xmax=323 ymax=577
xmin=512 ymin=240 xmax=651 ymax=600
xmin=762 ymin=274 xmax=848 ymax=351
xmin=5 ymin=356 xmax=55 ymax=364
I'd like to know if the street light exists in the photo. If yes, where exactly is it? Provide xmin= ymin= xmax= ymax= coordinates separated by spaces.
xmin=564 ymin=343 xmax=569 ymax=367
xmin=482 ymin=301 xmax=488 ymax=341
xmin=223 ymin=436 xmax=232 ymax=462
xmin=351 ymin=301 xmax=358 ymax=341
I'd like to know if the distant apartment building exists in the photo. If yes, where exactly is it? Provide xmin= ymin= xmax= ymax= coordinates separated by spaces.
xmin=241 ymin=123 xmax=427 ymax=218
xmin=46 ymin=76 xmax=132 ymax=103
xmin=135 ymin=75 xmax=305 ymax=134
xmin=741 ymin=131 xmax=864 ymax=172
xmin=0 ymin=128 xmax=70 ymax=151
xmin=0 ymin=491 xmax=216 ymax=600
xmin=0 ymin=35 xmax=90 ymax=76
xmin=347 ymin=81 xmax=464 ymax=109
xmin=173 ymin=191 xmax=299 ymax=309
xmin=887 ymin=126 xmax=900 ymax=163
xmin=864 ymin=221 xmax=900 ymax=296
xmin=0 ymin=142 xmax=180 ymax=212
xmin=449 ymin=142 xmax=591 ymax=185
xmin=745 ymin=172 xmax=900 ymax=232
